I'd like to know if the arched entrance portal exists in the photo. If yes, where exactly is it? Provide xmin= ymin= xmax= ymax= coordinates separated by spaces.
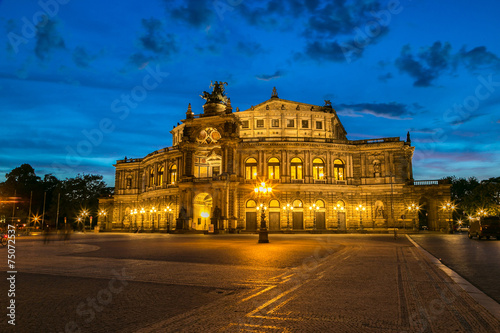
xmin=419 ymin=197 xmax=429 ymax=230
xmin=193 ymin=193 xmax=212 ymax=230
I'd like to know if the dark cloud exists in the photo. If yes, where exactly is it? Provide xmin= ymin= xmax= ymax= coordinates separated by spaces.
xmin=236 ymin=41 xmax=262 ymax=57
xmin=256 ymin=70 xmax=284 ymax=81
xmin=378 ymin=72 xmax=393 ymax=82
xmin=450 ymin=113 xmax=485 ymax=126
xmin=129 ymin=18 xmax=177 ymax=68
xmin=302 ymin=40 xmax=359 ymax=62
xmin=337 ymin=102 xmax=412 ymax=120
xmin=409 ymin=128 xmax=438 ymax=134
xmin=72 ymin=47 xmax=96 ymax=68
xmin=166 ymin=0 xmax=213 ymax=28
xmin=395 ymin=42 xmax=452 ymax=87
xmin=35 ymin=19 xmax=65 ymax=61
xmin=396 ymin=42 xmax=500 ymax=86
xmin=459 ymin=46 xmax=500 ymax=71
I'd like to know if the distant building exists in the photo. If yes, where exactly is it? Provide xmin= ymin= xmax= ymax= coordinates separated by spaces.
xmin=99 ymin=82 xmax=451 ymax=232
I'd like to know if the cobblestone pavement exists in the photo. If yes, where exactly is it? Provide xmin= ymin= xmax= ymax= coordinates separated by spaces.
xmin=1 ymin=234 xmax=499 ymax=332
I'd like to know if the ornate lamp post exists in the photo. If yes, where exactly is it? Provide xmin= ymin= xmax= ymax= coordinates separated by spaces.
xmin=254 ymin=181 xmax=272 ymax=243
xmin=77 ymin=216 xmax=82 ymax=231
xmin=164 ymin=206 xmax=172 ymax=232
xmin=333 ymin=203 xmax=344 ymax=229
xmin=407 ymin=203 xmax=420 ymax=231
xmin=282 ymin=203 xmax=293 ymax=231
xmin=309 ymin=203 xmax=319 ymax=231
xmin=81 ymin=210 xmax=89 ymax=230
xmin=98 ymin=209 xmax=107 ymax=230
xmin=355 ymin=204 xmax=365 ymax=231
xmin=140 ymin=208 xmax=145 ymax=230
xmin=441 ymin=202 xmax=456 ymax=234
xmin=150 ymin=206 xmax=157 ymax=231
xmin=131 ymin=209 xmax=138 ymax=229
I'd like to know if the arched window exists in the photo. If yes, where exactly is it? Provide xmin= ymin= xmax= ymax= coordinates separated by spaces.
xmin=292 ymin=199 xmax=303 ymax=208
xmin=312 ymin=158 xmax=325 ymax=180
xmin=245 ymin=158 xmax=258 ymax=179
xmin=334 ymin=200 xmax=345 ymax=212
xmin=268 ymin=157 xmax=280 ymax=180
xmin=158 ymin=166 xmax=164 ymax=185
xmin=246 ymin=200 xmax=257 ymax=208
xmin=149 ymin=169 xmax=155 ymax=186
xmin=290 ymin=158 xmax=303 ymax=180
xmin=315 ymin=199 xmax=325 ymax=208
xmin=169 ymin=165 xmax=177 ymax=184
xmin=269 ymin=199 xmax=280 ymax=208
xmin=334 ymin=159 xmax=345 ymax=180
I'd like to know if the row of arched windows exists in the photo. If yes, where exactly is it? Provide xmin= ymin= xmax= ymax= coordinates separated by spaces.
xmin=246 ymin=199 xmax=346 ymax=209
xmin=148 ymin=164 xmax=177 ymax=186
xmin=245 ymin=157 xmax=345 ymax=180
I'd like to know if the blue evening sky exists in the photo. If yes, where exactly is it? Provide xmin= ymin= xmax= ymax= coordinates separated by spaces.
xmin=1 ymin=0 xmax=499 ymax=186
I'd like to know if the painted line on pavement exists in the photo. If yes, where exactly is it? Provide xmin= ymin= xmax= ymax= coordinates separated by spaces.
xmin=406 ymin=234 xmax=500 ymax=321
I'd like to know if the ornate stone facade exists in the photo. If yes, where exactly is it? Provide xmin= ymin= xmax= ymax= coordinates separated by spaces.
xmin=99 ymin=83 xmax=451 ymax=232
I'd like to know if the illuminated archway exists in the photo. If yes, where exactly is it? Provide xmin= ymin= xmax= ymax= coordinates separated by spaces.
xmin=193 ymin=193 xmax=212 ymax=230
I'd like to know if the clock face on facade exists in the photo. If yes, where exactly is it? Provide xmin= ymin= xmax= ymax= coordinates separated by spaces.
xmin=197 ymin=127 xmax=221 ymax=144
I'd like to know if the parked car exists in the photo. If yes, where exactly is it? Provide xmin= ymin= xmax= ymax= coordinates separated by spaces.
xmin=468 ymin=216 xmax=500 ymax=240
xmin=456 ymin=225 xmax=469 ymax=232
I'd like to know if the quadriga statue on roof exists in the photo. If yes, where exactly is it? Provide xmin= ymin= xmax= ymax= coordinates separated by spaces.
xmin=200 ymin=81 xmax=228 ymax=104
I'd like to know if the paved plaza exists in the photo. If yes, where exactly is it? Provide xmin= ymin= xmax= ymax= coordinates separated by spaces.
xmin=1 ymin=233 xmax=499 ymax=332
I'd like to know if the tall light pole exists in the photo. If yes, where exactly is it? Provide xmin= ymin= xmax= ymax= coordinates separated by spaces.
xmin=150 ymin=206 xmax=157 ymax=231
xmin=81 ymin=210 xmax=88 ymax=231
xmin=282 ymin=203 xmax=293 ymax=231
xmin=164 ymin=206 xmax=172 ymax=233
xmin=254 ymin=181 xmax=272 ymax=243
xmin=98 ymin=209 xmax=107 ymax=230
xmin=140 ymin=208 xmax=145 ymax=230
xmin=407 ymin=203 xmax=420 ymax=231
xmin=441 ymin=202 xmax=456 ymax=234
xmin=309 ymin=203 xmax=319 ymax=231
xmin=333 ymin=203 xmax=344 ymax=230
xmin=355 ymin=204 xmax=365 ymax=231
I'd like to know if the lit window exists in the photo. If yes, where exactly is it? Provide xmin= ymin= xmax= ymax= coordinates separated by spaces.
xmin=312 ymin=158 xmax=325 ymax=180
xmin=268 ymin=157 xmax=280 ymax=180
xmin=195 ymin=157 xmax=209 ymax=178
xmin=256 ymin=119 xmax=264 ymax=128
xmin=246 ymin=200 xmax=257 ymax=208
xmin=292 ymin=199 xmax=302 ymax=208
xmin=291 ymin=157 xmax=303 ymax=180
xmin=334 ymin=159 xmax=345 ymax=180
xmin=271 ymin=119 xmax=280 ymax=127
xmin=158 ymin=166 xmax=164 ymax=185
xmin=302 ymin=120 xmax=309 ymax=128
xmin=269 ymin=199 xmax=280 ymax=208
xmin=245 ymin=158 xmax=258 ymax=179
xmin=242 ymin=120 xmax=249 ymax=129
xmin=149 ymin=169 xmax=155 ymax=186
xmin=316 ymin=121 xmax=323 ymax=129
xmin=169 ymin=165 xmax=177 ymax=184
xmin=286 ymin=119 xmax=295 ymax=128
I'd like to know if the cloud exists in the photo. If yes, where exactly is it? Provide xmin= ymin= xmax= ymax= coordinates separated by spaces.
xmin=256 ymin=70 xmax=284 ymax=81
xmin=236 ymin=41 xmax=262 ymax=57
xmin=72 ymin=47 xmax=97 ymax=68
xmin=165 ymin=0 xmax=213 ymax=28
xmin=450 ymin=113 xmax=485 ymax=126
xmin=458 ymin=46 xmax=500 ymax=71
xmin=378 ymin=72 xmax=393 ymax=82
xmin=129 ymin=18 xmax=177 ymax=68
xmin=396 ymin=42 xmax=500 ymax=86
xmin=409 ymin=128 xmax=438 ymax=134
xmin=302 ymin=40 xmax=358 ymax=62
xmin=395 ymin=42 xmax=453 ymax=87
xmin=337 ymin=102 xmax=413 ymax=120
xmin=35 ymin=19 xmax=65 ymax=61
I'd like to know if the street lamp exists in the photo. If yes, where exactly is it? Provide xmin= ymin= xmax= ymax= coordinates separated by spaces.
xmin=81 ymin=210 xmax=89 ymax=230
xmin=355 ymin=204 xmax=366 ymax=231
xmin=282 ymin=203 xmax=293 ymax=231
xmin=150 ymin=206 xmax=157 ymax=231
xmin=140 ymin=208 xmax=145 ymax=230
xmin=309 ymin=203 xmax=320 ymax=231
xmin=164 ymin=206 xmax=172 ymax=232
xmin=333 ymin=203 xmax=344 ymax=229
xmin=201 ymin=211 xmax=209 ymax=230
xmin=98 ymin=209 xmax=107 ymax=230
xmin=131 ymin=209 xmax=138 ymax=229
xmin=254 ymin=181 xmax=272 ymax=243
xmin=407 ymin=203 xmax=420 ymax=231
xmin=441 ymin=202 xmax=456 ymax=234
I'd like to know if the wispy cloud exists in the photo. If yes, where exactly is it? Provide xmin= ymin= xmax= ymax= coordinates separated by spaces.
xmin=256 ymin=70 xmax=284 ymax=81
xmin=337 ymin=102 xmax=413 ymax=120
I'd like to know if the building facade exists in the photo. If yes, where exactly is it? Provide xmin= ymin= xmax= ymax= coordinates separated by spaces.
xmin=99 ymin=82 xmax=451 ymax=232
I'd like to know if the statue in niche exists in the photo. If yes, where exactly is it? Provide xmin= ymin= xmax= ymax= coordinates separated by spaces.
xmin=373 ymin=160 xmax=381 ymax=177
xmin=200 ymin=81 xmax=228 ymax=104
xmin=375 ymin=201 xmax=385 ymax=218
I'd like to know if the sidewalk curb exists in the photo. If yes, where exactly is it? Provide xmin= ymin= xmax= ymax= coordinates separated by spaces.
xmin=406 ymin=234 xmax=500 ymax=321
